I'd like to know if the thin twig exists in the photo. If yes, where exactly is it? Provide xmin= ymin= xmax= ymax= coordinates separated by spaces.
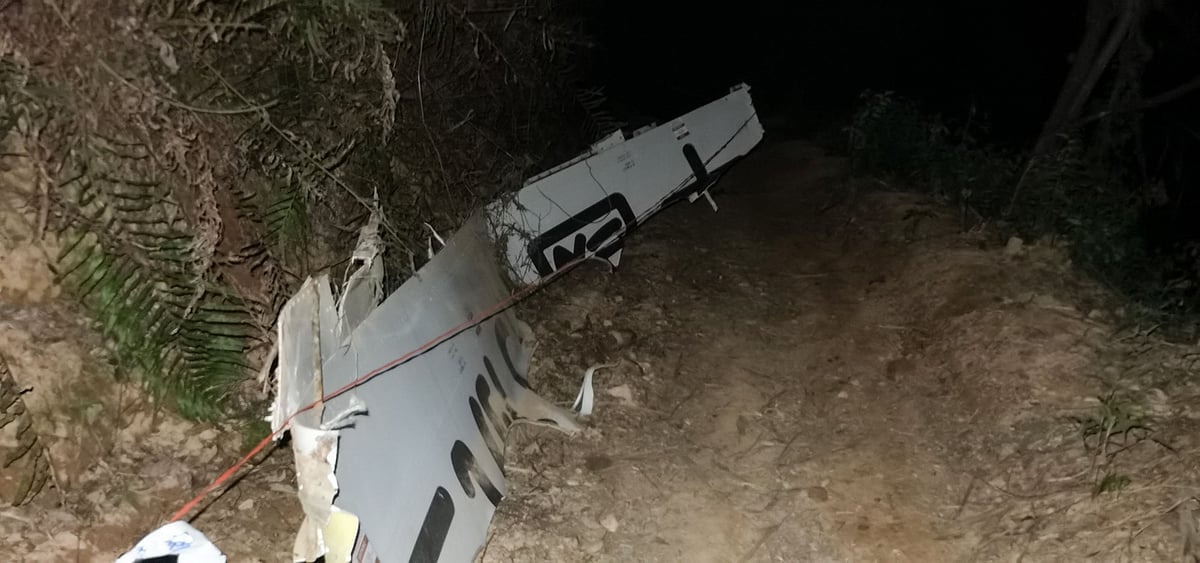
xmin=445 ymin=4 xmax=515 ymax=72
xmin=954 ymin=476 xmax=977 ymax=520
xmin=99 ymin=60 xmax=279 ymax=116
xmin=154 ymin=20 xmax=267 ymax=30
xmin=200 ymin=61 xmax=398 ymax=240
xmin=1004 ymin=155 xmax=1038 ymax=217
xmin=417 ymin=6 xmax=454 ymax=199
xmin=42 ymin=449 xmax=67 ymax=507
xmin=0 ymin=510 xmax=34 ymax=525
xmin=739 ymin=513 xmax=790 ymax=563
xmin=1075 ymin=74 xmax=1200 ymax=127
xmin=775 ymin=431 xmax=805 ymax=466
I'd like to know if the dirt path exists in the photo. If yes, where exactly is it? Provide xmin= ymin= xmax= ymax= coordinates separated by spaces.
xmin=0 ymin=138 xmax=300 ymax=562
xmin=483 ymin=140 xmax=1200 ymax=562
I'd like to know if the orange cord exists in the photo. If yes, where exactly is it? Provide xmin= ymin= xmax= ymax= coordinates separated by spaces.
xmin=166 ymin=117 xmax=753 ymax=522
xmin=168 ymin=258 xmax=571 ymax=523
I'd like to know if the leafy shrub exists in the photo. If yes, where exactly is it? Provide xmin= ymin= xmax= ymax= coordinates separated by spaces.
xmin=846 ymin=91 xmax=1199 ymax=328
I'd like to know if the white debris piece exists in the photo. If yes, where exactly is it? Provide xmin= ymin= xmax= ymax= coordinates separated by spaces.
xmin=115 ymin=521 xmax=226 ymax=563
xmin=266 ymin=84 xmax=766 ymax=563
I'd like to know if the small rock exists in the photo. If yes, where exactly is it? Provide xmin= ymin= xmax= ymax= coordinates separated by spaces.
xmin=605 ymin=384 xmax=636 ymax=406
xmin=806 ymin=486 xmax=829 ymax=502
xmin=49 ymin=530 xmax=78 ymax=547
xmin=1146 ymin=388 xmax=1172 ymax=417
xmin=183 ymin=435 xmax=205 ymax=455
xmin=836 ymin=390 xmax=849 ymax=399
xmin=600 ymin=514 xmax=619 ymax=533
xmin=608 ymin=329 xmax=636 ymax=348
xmin=1004 ymin=236 xmax=1024 ymax=256
xmin=583 ymin=539 xmax=604 ymax=554
xmin=238 ymin=498 xmax=255 ymax=511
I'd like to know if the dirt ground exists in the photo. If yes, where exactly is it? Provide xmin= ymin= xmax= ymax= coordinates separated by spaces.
xmin=4 ymin=138 xmax=1200 ymax=561
xmin=0 ymin=140 xmax=300 ymax=562
xmin=482 ymin=140 xmax=1200 ymax=563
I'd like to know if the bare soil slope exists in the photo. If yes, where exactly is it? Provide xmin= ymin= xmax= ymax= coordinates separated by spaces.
xmin=4 ymin=138 xmax=1199 ymax=562
xmin=0 ymin=140 xmax=300 ymax=562
xmin=483 ymin=140 xmax=1200 ymax=563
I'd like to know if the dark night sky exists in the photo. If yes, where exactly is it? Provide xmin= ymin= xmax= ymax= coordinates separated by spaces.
xmin=590 ymin=1 xmax=1085 ymax=143
xmin=588 ymin=0 xmax=1200 ymax=243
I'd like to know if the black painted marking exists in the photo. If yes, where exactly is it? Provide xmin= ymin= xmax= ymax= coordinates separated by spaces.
xmin=476 ymin=375 xmax=508 ymax=439
xmin=682 ymin=143 xmax=710 ymax=189
xmin=528 ymin=193 xmax=637 ymax=276
xmin=469 ymin=395 xmax=505 ymax=471
xmin=450 ymin=440 xmax=503 ymax=506
xmin=483 ymin=356 xmax=508 ymax=399
xmin=495 ymin=325 xmax=532 ymax=389
xmin=408 ymin=486 xmax=455 ymax=563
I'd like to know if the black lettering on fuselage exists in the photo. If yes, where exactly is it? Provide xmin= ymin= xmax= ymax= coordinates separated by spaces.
xmin=408 ymin=486 xmax=455 ymax=563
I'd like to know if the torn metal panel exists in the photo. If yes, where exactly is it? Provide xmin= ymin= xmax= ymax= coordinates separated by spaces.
xmin=270 ymin=84 xmax=764 ymax=563
xmin=273 ymin=212 xmax=580 ymax=563
xmin=271 ymin=276 xmax=345 ymax=562
xmin=337 ymin=209 xmax=385 ymax=339
xmin=490 ymin=83 xmax=763 ymax=284
xmin=319 ymin=213 xmax=579 ymax=562
xmin=270 ymin=279 xmax=325 ymax=433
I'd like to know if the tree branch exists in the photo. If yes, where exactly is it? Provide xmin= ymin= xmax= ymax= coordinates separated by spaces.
xmin=1063 ymin=0 xmax=1139 ymax=123
xmin=1075 ymin=73 xmax=1200 ymax=127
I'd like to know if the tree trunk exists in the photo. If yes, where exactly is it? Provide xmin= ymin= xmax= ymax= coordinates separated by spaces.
xmin=1033 ymin=0 xmax=1139 ymax=155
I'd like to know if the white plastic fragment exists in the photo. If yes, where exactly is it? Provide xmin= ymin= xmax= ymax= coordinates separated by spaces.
xmin=291 ymin=424 xmax=342 ymax=562
xmin=423 ymin=221 xmax=446 ymax=247
xmin=115 ymin=521 xmax=226 ymax=563
xmin=573 ymin=362 xmax=618 ymax=416
xmin=572 ymin=368 xmax=595 ymax=416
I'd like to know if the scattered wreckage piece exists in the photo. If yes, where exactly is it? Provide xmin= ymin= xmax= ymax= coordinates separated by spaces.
xmin=122 ymin=84 xmax=763 ymax=563
xmin=491 ymin=84 xmax=763 ymax=284
xmin=280 ymin=84 xmax=761 ymax=563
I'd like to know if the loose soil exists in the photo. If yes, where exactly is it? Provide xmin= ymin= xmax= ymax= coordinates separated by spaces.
xmin=483 ymin=140 xmax=1200 ymax=563
xmin=4 ymin=138 xmax=1200 ymax=562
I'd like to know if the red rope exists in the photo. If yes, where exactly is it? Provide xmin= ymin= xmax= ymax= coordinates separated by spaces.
xmin=166 ymin=118 xmax=751 ymax=521
xmin=168 ymin=259 xmax=573 ymax=523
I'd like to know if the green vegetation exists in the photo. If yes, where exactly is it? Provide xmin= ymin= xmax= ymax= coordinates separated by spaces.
xmin=1 ymin=1 xmax=592 ymax=419
xmin=1072 ymin=392 xmax=1152 ymax=496
xmin=845 ymin=90 xmax=1197 ymax=330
